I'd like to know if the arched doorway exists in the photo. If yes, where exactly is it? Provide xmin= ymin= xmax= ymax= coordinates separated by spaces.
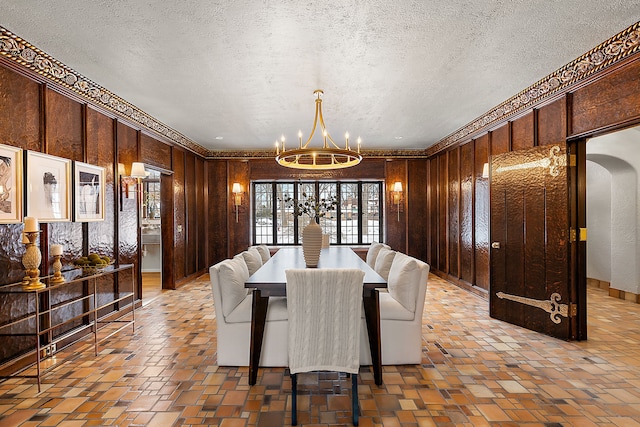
xmin=586 ymin=126 xmax=640 ymax=302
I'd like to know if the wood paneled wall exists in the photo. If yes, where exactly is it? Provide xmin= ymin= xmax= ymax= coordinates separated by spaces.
xmin=207 ymin=160 xmax=229 ymax=264
xmin=385 ymin=160 xmax=407 ymax=253
xmin=407 ymin=159 xmax=428 ymax=262
xmin=474 ymin=135 xmax=490 ymax=290
xmin=571 ymin=59 xmax=640 ymax=136
xmin=204 ymin=157 xmax=410 ymax=263
xmin=425 ymin=54 xmax=640 ymax=296
xmin=228 ymin=161 xmax=251 ymax=257
xmin=0 ymin=60 xmax=210 ymax=366
xmin=1 ymin=43 xmax=638 ymax=365
xmin=0 ymin=64 xmax=213 ymax=294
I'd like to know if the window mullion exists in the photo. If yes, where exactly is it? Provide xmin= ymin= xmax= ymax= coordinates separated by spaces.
xmin=357 ymin=183 xmax=363 ymax=245
xmin=315 ymin=181 xmax=320 ymax=225
xmin=252 ymin=182 xmax=256 ymax=244
xmin=336 ymin=184 xmax=342 ymax=245
xmin=293 ymin=182 xmax=299 ymax=244
xmin=379 ymin=182 xmax=383 ymax=242
xmin=271 ymin=183 xmax=277 ymax=244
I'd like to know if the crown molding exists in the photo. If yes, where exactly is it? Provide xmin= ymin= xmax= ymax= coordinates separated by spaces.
xmin=426 ymin=21 xmax=640 ymax=157
xmin=0 ymin=26 xmax=209 ymax=157
xmin=2 ymin=22 xmax=639 ymax=161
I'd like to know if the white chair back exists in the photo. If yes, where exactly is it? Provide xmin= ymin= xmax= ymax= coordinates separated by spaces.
xmin=285 ymin=268 xmax=364 ymax=374
xmin=285 ymin=268 xmax=365 ymax=425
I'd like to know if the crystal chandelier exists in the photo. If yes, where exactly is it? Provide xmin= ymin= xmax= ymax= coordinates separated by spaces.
xmin=275 ymin=89 xmax=362 ymax=170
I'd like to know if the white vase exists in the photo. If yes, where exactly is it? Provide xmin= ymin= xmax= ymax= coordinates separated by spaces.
xmin=302 ymin=219 xmax=322 ymax=267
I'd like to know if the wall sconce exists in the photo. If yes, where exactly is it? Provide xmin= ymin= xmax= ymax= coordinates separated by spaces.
xmin=482 ymin=162 xmax=489 ymax=179
xmin=232 ymin=182 xmax=243 ymax=222
xmin=391 ymin=181 xmax=403 ymax=221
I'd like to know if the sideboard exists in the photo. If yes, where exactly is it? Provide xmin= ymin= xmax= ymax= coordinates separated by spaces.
xmin=0 ymin=264 xmax=135 ymax=391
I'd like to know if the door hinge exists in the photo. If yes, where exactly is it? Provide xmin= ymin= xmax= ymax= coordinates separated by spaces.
xmin=568 ymin=154 xmax=577 ymax=167
xmin=569 ymin=303 xmax=577 ymax=317
xmin=569 ymin=228 xmax=587 ymax=243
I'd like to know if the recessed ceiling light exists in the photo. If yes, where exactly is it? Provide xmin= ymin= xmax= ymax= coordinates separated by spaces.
xmin=395 ymin=136 xmax=403 ymax=140
xmin=215 ymin=136 xmax=223 ymax=140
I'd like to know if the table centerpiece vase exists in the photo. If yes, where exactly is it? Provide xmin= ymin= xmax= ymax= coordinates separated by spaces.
xmin=302 ymin=218 xmax=323 ymax=267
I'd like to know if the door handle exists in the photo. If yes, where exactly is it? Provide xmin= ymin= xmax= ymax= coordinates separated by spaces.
xmin=491 ymin=242 xmax=501 ymax=249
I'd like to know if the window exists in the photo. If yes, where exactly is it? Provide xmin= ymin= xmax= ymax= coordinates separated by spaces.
xmin=253 ymin=181 xmax=382 ymax=245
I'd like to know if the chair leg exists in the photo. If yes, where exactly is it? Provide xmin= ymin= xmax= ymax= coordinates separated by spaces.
xmin=352 ymin=373 xmax=359 ymax=426
xmin=291 ymin=373 xmax=297 ymax=426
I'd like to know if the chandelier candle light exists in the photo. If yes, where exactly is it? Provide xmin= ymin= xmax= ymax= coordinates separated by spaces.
xmin=275 ymin=90 xmax=362 ymax=170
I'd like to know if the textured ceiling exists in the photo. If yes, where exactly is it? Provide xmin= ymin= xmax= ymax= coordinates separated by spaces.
xmin=1 ymin=1 xmax=638 ymax=153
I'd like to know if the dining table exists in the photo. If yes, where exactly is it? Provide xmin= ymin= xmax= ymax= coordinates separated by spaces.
xmin=244 ymin=246 xmax=387 ymax=386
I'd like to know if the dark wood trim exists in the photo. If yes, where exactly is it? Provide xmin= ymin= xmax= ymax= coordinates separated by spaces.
xmin=470 ymin=139 xmax=477 ymax=287
xmin=572 ymin=139 xmax=588 ymax=340
xmin=566 ymin=92 xmax=574 ymax=138
xmin=433 ymin=270 xmax=488 ymax=299
xmin=113 ymin=118 xmax=121 ymax=263
xmin=226 ymin=161 xmax=231 ymax=259
xmin=136 ymin=130 xmax=143 ymax=302
xmin=403 ymin=160 xmax=409 ymax=254
xmin=81 ymin=103 xmax=87 ymax=162
xmin=183 ymin=150 xmax=189 ymax=278
xmin=533 ymin=108 xmax=539 ymax=147
xmin=40 ymin=83 xmax=46 ymax=152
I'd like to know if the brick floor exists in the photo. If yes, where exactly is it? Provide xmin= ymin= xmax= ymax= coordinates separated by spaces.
xmin=1 ymin=273 xmax=639 ymax=426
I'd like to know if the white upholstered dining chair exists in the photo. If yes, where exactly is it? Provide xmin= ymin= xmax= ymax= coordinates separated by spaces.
xmin=285 ymin=268 xmax=365 ymax=426
xmin=209 ymin=257 xmax=288 ymax=367
xmin=251 ymin=244 xmax=271 ymax=264
xmin=360 ymin=252 xmax=430 ymax=365
xmin=365 ymin=241 xmax=389 ymax=268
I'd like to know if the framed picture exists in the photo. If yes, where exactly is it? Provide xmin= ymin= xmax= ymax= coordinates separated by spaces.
xmin=73 ymin=161 xmax=105 ymax=221
xmin=0 ymin=144 xmax=23 ymax=223
xmin=25 ymin=151 xmax=71 ymax=222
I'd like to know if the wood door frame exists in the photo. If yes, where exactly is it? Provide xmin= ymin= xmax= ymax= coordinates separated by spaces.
xmin=161 ymin=171 xmax=175 ymax=290
xmin=569 ymin=139 xmax=587 ymax=340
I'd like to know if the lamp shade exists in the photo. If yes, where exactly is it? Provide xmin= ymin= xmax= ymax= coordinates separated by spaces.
xmin=130 ymin=162 xmax=147 ymax=178
xmin=392 ymin=181 xmax=403 ymax=192
xmin=232 ymin=182 xmax=242 ymax=193
xmin=482 ymin=162 xmax=489 ymax=178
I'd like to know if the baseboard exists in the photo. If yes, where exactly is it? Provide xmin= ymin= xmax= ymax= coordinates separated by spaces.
xmin=587 ymin=277 xmax=640 ymax=304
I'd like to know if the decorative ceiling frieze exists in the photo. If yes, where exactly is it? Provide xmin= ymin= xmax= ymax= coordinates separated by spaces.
xmin=426 ymin=21 xmax=640 ymax=157
xmin=0 ymin=26 xmax=209 ymax=157
xmin=205 ymin=148 xmax=428 ymax=160
xmin=1 ymin=22 xmax=639 ymax=161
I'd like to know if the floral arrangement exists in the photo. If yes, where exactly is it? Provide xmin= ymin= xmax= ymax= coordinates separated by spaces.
xmin=283 ymin=192 xmax=338 ymax=219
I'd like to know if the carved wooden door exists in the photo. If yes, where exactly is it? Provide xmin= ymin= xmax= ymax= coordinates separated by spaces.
xmin=490 ymin=144 xmax=579 ymax=340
